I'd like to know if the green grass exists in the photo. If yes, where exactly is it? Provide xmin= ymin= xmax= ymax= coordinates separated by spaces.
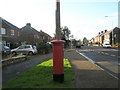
xmin=3 ymin=59 xmax=75 ymax=88
xmin=66 ymin=49 xmax=75 ymax=52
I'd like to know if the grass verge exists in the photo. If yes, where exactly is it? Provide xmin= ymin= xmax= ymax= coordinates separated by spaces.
xmin=66 ymin=49 xmax=75 ymax=52
xmin=3 ymin=59 xmax=75 ymax=88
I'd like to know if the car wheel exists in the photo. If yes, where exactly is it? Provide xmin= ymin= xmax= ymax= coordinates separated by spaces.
xmin=12 ymin=51 xmax=17 ymax=55
xmin=28 ymin=51 xmax=33 ymax=55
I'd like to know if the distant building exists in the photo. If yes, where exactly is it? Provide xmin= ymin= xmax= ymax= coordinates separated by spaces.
xmin=103 ymin=27 xmax=120 ymax=45
xmin=89 ymin=38 xmax=94 ymax=45
xmin=99 ymin=30 xmax=107 ymax=45
xmin=112 ymin=27 xmax=120 ymax=44
xmin=0 ymin=17 xmax=21 ymax=48
xmin=103 ymin=30 xmax=112 ymax=44
xmin=92 ymin=27 xmax=120 ymax=46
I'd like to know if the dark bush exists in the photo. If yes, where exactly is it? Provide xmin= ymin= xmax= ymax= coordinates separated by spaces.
xmin=37 ymin=42 xmax=52 ymax=54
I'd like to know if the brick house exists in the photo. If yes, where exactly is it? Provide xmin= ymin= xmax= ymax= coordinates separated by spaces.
xmin=99 ymin=30 xmax=107 ymax=45
xmin=39 ymin=30 xmax=52 ymax=43
xmin=94 ymin=35 xmax=99 ymax=44
xmin=103 ymin=30 xmax=112 ymax=44
xmin=0 ymin=17 xmax=21 ymax=48
xmin=0 ymin=18 xmax=52 ymax=48
xmin=103 ymin=27 xmax=120 ymax=45
xmin=93 ymin=32 xmax=103 ymax=46
xmin=93 ymin=27 xmax=120 ymax=46
xmin=20 ymin=23 xmax=52 ymax=45
xmin=112 ymin=27 xmax=120 ymax=44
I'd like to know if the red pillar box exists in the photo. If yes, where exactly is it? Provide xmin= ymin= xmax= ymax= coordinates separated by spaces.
xmin=51 ymin=40 xmax=65 ymax=83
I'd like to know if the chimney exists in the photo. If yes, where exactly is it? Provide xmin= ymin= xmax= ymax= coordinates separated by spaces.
xmin=40 ymin=30 xmax=43 ymax=32
xmin=26 ymin=23 xmax=31 ymax=27
xmin=105 ymin=30 xmax=107 ymax=32
xmin=101 ymin=31 xmax=103 ymax=33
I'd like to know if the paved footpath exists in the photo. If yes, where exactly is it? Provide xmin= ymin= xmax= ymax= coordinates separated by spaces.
xmin=64 ymin=49 xmax=118 ymax=88
xmin=2 ymin=53 xmax=52 ymax=84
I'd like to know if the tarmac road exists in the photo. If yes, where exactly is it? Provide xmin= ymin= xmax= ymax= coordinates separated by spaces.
xmin=76 ymin=46 xmax=119 ymax=79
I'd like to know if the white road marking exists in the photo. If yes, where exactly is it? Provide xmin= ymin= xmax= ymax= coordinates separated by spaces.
xmin=104 ymin=53 xmax=108 ymax=55
xmin=110 ymin=49 xmax=118 ymax=51
xmin=110 ymin=55 xmax=115 ymax=57
xmin=99 ymin=52 xmax=117 ymax=57
xmin=79 ymin=53 xmax=95 ymax=64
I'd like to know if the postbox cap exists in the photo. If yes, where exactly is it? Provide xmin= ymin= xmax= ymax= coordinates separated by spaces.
xmin=51 ymin=40 xmax=65 ymax=44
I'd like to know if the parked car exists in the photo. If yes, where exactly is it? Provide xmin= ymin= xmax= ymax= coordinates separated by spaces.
xmin=81 ymin=44 xmax=84 ymax=46
xmin=11 ymin=45 xmax=38 ymax=55
xmin=103 ymin=44 xmax=111 ymax=48
xmin=2 ymin=46 xmax=11 ymax=56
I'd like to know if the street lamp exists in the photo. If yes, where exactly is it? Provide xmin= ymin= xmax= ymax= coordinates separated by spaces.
xmin=105 ymin=16 xmax=114 ymax=46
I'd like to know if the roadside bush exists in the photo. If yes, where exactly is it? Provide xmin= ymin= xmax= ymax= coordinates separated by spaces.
xmin=37 ymin=42 xmax=52 ymax=54
xmin=114 ymin=43 xmax=120 ymax=46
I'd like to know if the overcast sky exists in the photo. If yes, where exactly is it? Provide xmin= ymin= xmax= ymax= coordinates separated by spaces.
xmin=0 ymin=0 xmax=119 ymax=40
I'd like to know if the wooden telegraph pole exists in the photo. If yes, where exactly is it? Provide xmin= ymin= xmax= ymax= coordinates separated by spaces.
xmin=56 ymin=0 xmax=61 ymax=40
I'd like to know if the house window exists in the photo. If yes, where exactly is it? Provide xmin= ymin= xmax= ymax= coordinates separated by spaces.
xmin=36 ymin=35 xmax=39 ymax=39
xmin=1 ymin=28 xmax=6 ymax=34
xmin=34 ymin=35 xmax=39 ymax=39
xmin=11 ymin=30 xmax=14 ymax=35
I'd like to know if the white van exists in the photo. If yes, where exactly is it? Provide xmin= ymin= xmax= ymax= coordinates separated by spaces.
xmin=103 ymin=43 xmax=111 ymax=48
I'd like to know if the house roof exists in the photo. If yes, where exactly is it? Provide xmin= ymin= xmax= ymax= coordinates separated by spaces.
xmin=31 ymin=27 xmax=40 ymax=35
xmin=21 ymin=24 xmax=40 ymax=35
xmin=1 ymin=17 xmax=20 ymax=30
xmin=104 ymin=27 xmax=120 ymax=35
xmin=113 ymin=27 xmax=120 ymax=32
xmin=104 ymin=30 xmax=112 ymax=35
xmin=40 ymin=30 xmax=52 ymax=38
xmin=21 ymin=24 xmax=52 ymax=38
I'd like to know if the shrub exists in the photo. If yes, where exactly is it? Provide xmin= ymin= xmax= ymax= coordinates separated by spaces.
xmin=37 ymin=42 xmax=52 ymax=54
xmin=114 ymin=43 xmax=120 ymax=46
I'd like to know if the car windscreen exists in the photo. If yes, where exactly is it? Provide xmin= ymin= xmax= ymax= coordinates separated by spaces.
xmin=3 ymin=46 xmax=10 ymax=50
xmin=105 ymin=44 xmax=110 ymax=45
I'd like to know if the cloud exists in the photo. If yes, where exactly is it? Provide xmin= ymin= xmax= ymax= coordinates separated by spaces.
xmin=60 ymin=0 xmax=119 ymax=2
xmin=110 ymin=12 xmax=118 ymax=17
